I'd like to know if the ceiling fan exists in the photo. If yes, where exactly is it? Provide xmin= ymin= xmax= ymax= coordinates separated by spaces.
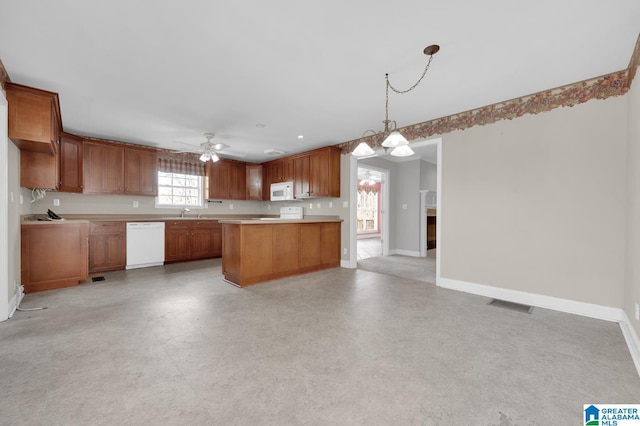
xmin=174 ymin=132 xmax=246 ymax=162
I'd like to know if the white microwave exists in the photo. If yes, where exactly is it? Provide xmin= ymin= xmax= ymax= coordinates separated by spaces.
xmin=270 ymin=181 xmax=294 ymax=201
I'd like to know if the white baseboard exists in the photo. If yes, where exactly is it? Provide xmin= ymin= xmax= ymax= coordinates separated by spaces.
xmin=8 ymin=284 xmax=24 ymax=319
xmin=438 ymin=277 xmax=623 ymax=322
xmin=439 ymin=277 xmax=640 ymax=378
xmin=341 ymin=259 xmax=356 ymax=269
xmin=390 ymin=249 xmax=421 ymax=257
xmin=620 ymin=311 xmax=640 ymax=377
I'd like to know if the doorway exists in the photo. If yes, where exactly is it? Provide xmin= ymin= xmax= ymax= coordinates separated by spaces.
xmin=354 ymin=164 xmax=389 ymax=261
xmin=356 ymin=167 xmax=383 ymax=260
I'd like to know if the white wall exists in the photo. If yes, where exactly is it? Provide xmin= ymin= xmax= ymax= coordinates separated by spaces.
xmin=420 ymin=160 xmax=437 ymax=191
xmin=625 ymin=68 xmax=640 ymax=334
xmin=441 ymin=96 xmax=628 ymax=308
xmin=1 ymin=87 xmax=22 ymax=321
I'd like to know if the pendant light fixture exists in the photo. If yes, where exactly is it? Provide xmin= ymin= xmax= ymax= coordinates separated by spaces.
xmin=352 ymin=44 xmax=440 ymax=157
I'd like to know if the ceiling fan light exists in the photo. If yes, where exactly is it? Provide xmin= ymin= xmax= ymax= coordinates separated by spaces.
xmin=211 ymin=152 xmax=220 ymax=163
xmin=390 ymin=144 xmax=414 ymax=157
xmin=382 ymin=131 xmax=408 ymax=148
xmin=352 ymin=141 xmax=375 ymax=156
xmin=199 ymin=152 xmax=211 ymax=162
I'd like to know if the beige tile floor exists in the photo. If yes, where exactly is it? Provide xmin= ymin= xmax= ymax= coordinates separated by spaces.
xmin=1 ymin=258 xmax=639 ymax=425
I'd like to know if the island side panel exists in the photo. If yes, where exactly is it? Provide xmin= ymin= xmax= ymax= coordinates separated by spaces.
xmin=320 ymin=222 xmax=341 ymax=267
xmin=222 ymin=223 xmax=241 ymax=284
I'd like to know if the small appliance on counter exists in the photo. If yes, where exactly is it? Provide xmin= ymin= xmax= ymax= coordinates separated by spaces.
xmin=279 ymin=206 xmax=304 ymax=219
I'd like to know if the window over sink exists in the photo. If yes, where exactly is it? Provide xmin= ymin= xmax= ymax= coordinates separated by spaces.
xmin=156 ymin=171 xmax=204 ymax=208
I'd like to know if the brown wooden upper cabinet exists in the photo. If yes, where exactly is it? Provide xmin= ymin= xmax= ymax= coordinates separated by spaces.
xmin=206 ymin=159 xmax=246 ymax=200
xmin=294 ymin=147 xmax=341 ymax=199
xmin=124 ymin=147 xmax=158 ymax=196
xmin=262 ymin=157 xmax=294 ymax=199
xmin=246 ymin=164 xmax=263 ymax=200
xmin=6 ymin=82 xmax=61 ymax=155
xmin=84 ymin=141 xmax=158 ymax=196
xmin=59 ymin=132 xmax=84 ymax=193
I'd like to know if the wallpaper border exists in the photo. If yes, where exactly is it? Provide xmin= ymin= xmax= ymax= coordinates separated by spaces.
xmin=339 ymin=34 xmax=640 ymax=154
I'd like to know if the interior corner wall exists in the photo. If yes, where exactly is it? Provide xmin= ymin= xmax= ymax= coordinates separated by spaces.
xmin=394 ymin=159 xmax=421 ymax=254
xmin=440 ymin=95 xmax=627 ymax=308
xmin=420 ymin=160 xmax=437 ymax=191
xmin=8 ymin=136 xmax=20 ymax=308
xmin=625 ymin=70 xmax=640 ymax=334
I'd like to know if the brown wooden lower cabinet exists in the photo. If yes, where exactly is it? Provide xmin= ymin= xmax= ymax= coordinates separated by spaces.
xmin=165 ymin=220 xmax=221 ymax=263
xmin=21 ymin=222 xmax=89 ymax=293
xmin=221 ymin=221 xmax=341 ymax=287
xmin=88 ymin=221 xmax=126 ymax=273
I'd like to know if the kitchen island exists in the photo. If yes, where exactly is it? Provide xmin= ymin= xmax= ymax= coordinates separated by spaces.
xmin=219 ymin=218 xmax=342 ymax=287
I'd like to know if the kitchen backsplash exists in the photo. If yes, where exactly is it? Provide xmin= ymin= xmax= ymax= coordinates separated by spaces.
xmin=21 ymin=188 xmax=345 ymax=218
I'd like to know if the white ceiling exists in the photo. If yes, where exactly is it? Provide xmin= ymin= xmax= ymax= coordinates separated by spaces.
xmin=1 ymin=1 xmax=639 ymax=163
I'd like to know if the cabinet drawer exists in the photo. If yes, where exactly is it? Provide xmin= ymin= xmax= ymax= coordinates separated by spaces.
xmin=89 ymin=221 xmax=125 ymax=235
xmin=165 ymin=221 xmax=192 ymax=230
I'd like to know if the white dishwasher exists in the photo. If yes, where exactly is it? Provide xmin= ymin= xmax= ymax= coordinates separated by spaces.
xmin=126 ymin=222 xmax=165 ymax=269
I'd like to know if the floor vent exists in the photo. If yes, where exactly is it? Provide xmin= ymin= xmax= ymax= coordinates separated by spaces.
xmin=92 ymin=276 xmax=106 ymax=282
xmin=488 ymin=298 xmax=533 ymax=314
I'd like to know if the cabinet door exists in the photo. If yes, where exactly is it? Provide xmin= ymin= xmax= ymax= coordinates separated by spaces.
xmin=83 ymin=142 xmax=124 ymax=194
xmin=269 ymin=159 xmax=284 ymax=182
xmin=293 ymin=154 xmax=310 ymax=198
xmin=124 ymin=148 xmax=158 ymax=196
xmin=20 ymin=150 xmax=59 ymax=189
xmin=229 ymin=161 xmax=247 ymax=200
xmin=88 ymin=222 xmax=126 ymax=273
xmin=165 ymin=222 xmax=192 ymax=262
xmin=246 ymin=164 xmax=263 ymax=200
xmin=6 ymin=82 xmax=59 ymax=154
xmin=191 ymin=226 xmax=214 ymax=259
xmin=207 ymin=160 xmax=231 ymax=199
xmin=21 ymin=223 xmax=88 ymax=293
xmin=59 ymin=133 xmax=84 ymax=193
xmin=309 ymin=147 xmax=341 ymax=197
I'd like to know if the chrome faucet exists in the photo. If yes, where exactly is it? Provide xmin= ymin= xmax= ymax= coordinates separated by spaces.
xmin=180 ymin=207 xmax=190 ymax=218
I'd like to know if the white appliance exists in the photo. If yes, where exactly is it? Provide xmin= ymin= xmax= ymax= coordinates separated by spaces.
xmin=270 ymin=181 xmax=294 ymax=201
xmin=126 ymin=222 xmax=165 ymax=269
xmin=279 ymin=206 xmax=304 ymax=219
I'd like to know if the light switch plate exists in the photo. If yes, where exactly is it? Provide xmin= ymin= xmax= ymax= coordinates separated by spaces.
xmin=133 ymin=201 xmax=139 ymax=208
xmin=53 ymin=198 xmax=60 ymax=206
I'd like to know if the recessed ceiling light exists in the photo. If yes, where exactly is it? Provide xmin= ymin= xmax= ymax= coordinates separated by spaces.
xmin=256 ymin=123 xmax=265 ymax=128
xmin=298 ymin=135 xmax=304 ymax=139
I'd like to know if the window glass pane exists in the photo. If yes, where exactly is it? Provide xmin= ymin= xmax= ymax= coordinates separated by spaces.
xmin=155 ymin=172 xmax=203 ymax=207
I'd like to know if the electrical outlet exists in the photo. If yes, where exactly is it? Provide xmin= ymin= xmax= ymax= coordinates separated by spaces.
xmin=309 ymin=203 xmax=313 ymax=209
xmin=402 ymin=204 xmax=407 ymax=210
xmin=316 ymin=203 xmax=321 ymax=209
xmin=133 ymin=200 xmax=139 ymax=208
xmin=229 ymin=203 xmax=234 ymax=210
xmin=267 ymin=204 xmax=271 ymax=210
xmin=204 ymin=203 xmax=208 ymax=209
xmin=342 ymin=201 xmax=348 ymax=208
xmin=329 ymin=202 xmax=333 ymax=208
xmin=343 ymin=248 xmax=347 ymax=255
xmin=635 ymin=303 xmax=639 ymax=321
xmin=20 ymin=194 xmax=23 ymax=204
xmin=53 ymin=198 xmax=60 ymax=206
